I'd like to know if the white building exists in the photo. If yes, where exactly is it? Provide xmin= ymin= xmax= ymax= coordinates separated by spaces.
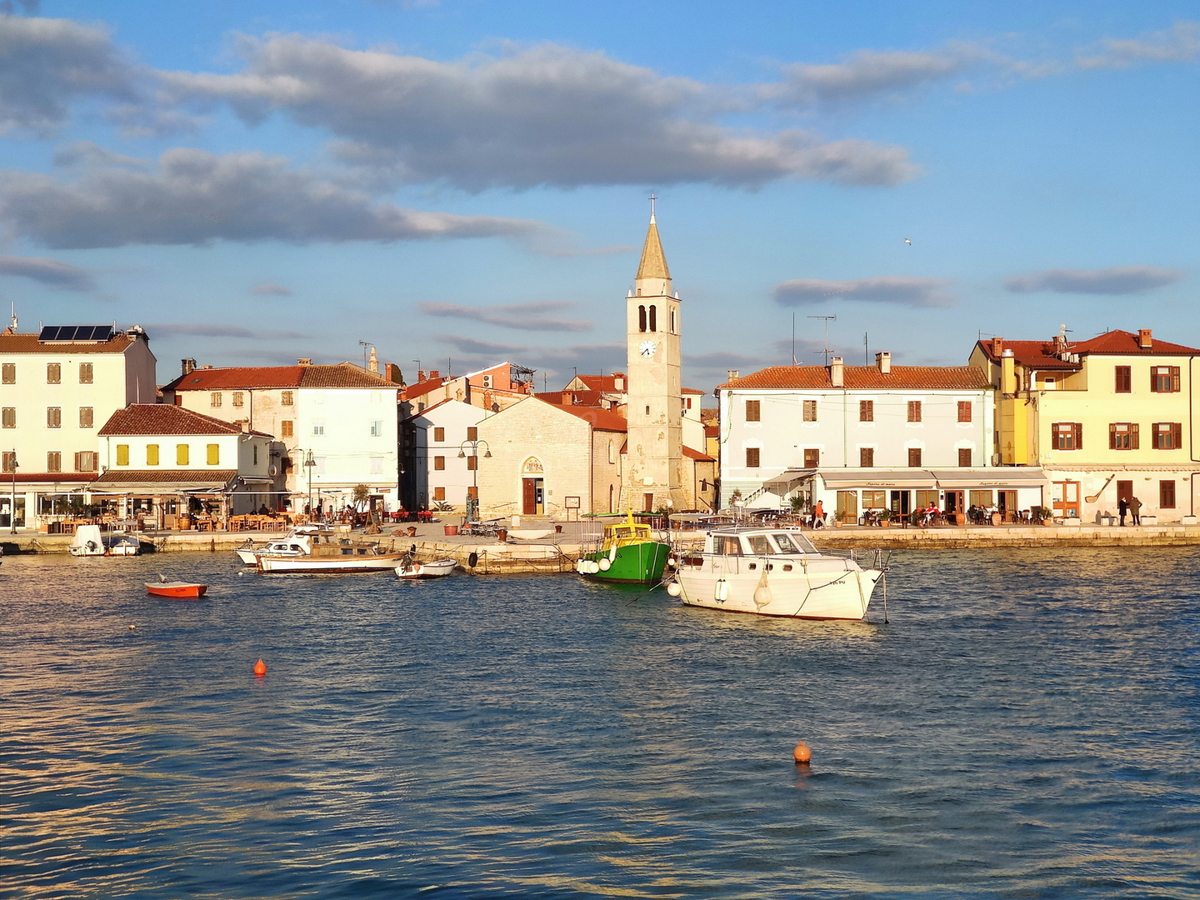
xmin=400 ymin=398 xmax=493 ymax=517
xmin=93 ymin=404 xmax=273 ymax=526
xmin=162 ymin=359 xmax=402 ymax=513
xmin=0 ymin=322 xmax=156 ymax=529
xmin=718 ymin=354 xmax=1047 ymax=523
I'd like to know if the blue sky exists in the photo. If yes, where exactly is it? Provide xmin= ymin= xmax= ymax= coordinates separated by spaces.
xmin=1 ymin=1 xmax=1196 ymax=393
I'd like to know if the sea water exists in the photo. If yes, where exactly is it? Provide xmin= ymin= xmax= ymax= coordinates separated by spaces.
xmin=1 ymin=548 xmax=1198 ymax=898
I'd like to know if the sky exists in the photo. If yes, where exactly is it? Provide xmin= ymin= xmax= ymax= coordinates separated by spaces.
xmin=0 ymin=1 xmax=1196 ymax=395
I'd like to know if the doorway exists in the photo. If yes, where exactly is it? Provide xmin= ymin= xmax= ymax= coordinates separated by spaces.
xmin=836 ymin=491 xmax=858 ymax=525
xmin=1052 ymin=480 xmax=1080 ymax=518
xmin=522 ymin=477 xmax=544 ymax=515
xmin=944 ymin=490 xmax=965 ymax=521
xmin=889 ymin=490 xmax=911 ymax=517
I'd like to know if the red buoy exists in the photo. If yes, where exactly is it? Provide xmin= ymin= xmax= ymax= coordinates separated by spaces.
xmin=254 ymin=659 xmax=267 ymax=677
xmin=792 ymin=741 xmax=811 ymax=765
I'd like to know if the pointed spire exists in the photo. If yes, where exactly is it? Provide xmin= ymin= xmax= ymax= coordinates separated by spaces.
xmin=635 ymin=195 xmax=671 ymax=285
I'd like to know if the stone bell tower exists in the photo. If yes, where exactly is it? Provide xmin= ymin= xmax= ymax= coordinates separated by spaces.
xmin=619 ymin=199 xmax=686 ymax=513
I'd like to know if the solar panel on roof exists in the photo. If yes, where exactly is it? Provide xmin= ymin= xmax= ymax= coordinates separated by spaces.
xmin=39 ymin=325 xmax=115 ymax=342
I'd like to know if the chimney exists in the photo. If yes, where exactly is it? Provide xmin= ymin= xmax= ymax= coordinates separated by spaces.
xmin=1001 ymin=349 xmax=1016 ymax=394
xmin=368 ymin=346 xmax=379 ymax=374
xmin=830 ymin=356 xmax=844 ymax=388
xmin=181 ymin=358 xmax=197 ymax=376
xmin=991 ymin=338 xmax=1004 ymax=357
xmin=298 ymin=358 xmax=311 ymax=366
xmin=1138 ymin=328 xmax=1153 ymax=349
xmin=429 ymin=369 xmax=440 ymax=381
xmin=727 ymin=369 xmax=740 ymax=383
xmin=417 ymin=370 xmax=426 ymax=383
xmin=614 ymin=375 xmax=625 ymax=391
xmin=875 ymin=351 xmax=892 ymax=375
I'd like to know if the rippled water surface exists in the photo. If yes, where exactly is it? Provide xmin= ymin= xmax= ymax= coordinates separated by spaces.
xmin=2 ymin=548 xmax=1198 ymax=898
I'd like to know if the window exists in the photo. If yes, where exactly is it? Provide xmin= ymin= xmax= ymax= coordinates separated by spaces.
xmin=79 ymin=407 xmax=93 ymax=428
xmin=47 ymin=451 xmax=61 ymax=473
xmin=207 ymin=444 xmax=219 ymax=465
xmin=1109 ymin=423 xmax=1139 ymax=450
xmin=116 ymin=444 xmax=130 ymax=466
xmin=253 ymin=445 xmax=258 ymax=465
xmin=232 ymin=391 xmax=244 ymax=408
xmin=370 ymin=420 xmax=383 ymax=437
xmin=433 ymin=427 xmax=444 ymax=442
xmin=146 ymin=444 xmax=159 ymax=466
xmin=1160 ymin=480 xmax=1176 ymax=509
xmin=908 ymin=447 xmax=922 ymax=467
xmin=916 ymin=490 xmax=939 ymax=508
xmin=47 ymin=407 xmax=61 ymax=428
xmin=638 ymin=305 xmax=647 ymax=332
xmin=670 ymin=309 xmax=677 ymax=333
xmin=860 ymin=447 xmax=874 ymax=467
xmin=1115 ymin=365 xmax=1131 ymax=393
xmin=433 ymin=487 xmax=446 ymax=502
xmin=1151 ymin=366 xmax=1180 ymax=393
xmin=804 ymin=448 xmax=820 ymax=468
xmin=47 ymin=363 xmax=61 ymax=384
xmin=176 ymin=444 xmax=189 ymax=465
xmin=467 ymin=426 xmax=478 ymax=441
xmin=802 ymin=400 xmax=817 ymax=422
xmin=466 ymin=455 xmax=478 ymax=471
xmin=75 ymin=451 xmax=97 ymax=473
xmin=1 ymin=363 xmax=13 ymax=384
xmin=746 ymin=399 xmax=760 ymax=422
xmin=969 ymin=490 xmax=994 ymax=507
xmin=957 ymin=401 xmax=972 ymax=423
xmin=1 ymin=451 xmax=15 ymax=473
xmin=648 ymin=305 xmax=657 ymax=332
xmin=1153 ymin=423 xmax=1182 ymax=450
xmin=863 ymin=490 xmax=886 ymax=508
xmin=281 ymin=391 xmax=294 ymax=406
xmin=746 ymin=447 xmax=760 ymax=468
xmin=907 ymin=401 xmax=922 ymax=423
xmin=312 ymin=420 xmax=325 ymax=436
xmin=210 ymin=392 xmax=222 ymax=408
xmin=958 ymin=448 xmax=972 ymax=467
xmin=434 ymin=456 xmax=445 ymax=471
xmin=859 ymin=400 xmax=874 ymax=422
xmin=79 ymin=362 xmax=93 ymax=384
xmin=1053 ymin=422 xmax=1082 ymax=450
xmin=1 ymin=407 xmax=13 ymax=428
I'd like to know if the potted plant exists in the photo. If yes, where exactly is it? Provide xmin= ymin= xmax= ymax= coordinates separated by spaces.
xmin=1033 ymin=506 xmax=1052 ymax=525
xmin=877 ymin=508 xmax=892 ymax=528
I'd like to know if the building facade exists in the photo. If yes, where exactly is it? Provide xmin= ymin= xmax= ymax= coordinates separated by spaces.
xmin=400 ymin=399 xmax=493 ymax=517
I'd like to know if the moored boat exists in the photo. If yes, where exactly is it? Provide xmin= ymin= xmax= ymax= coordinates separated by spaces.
xmin=395 ymin=556 xmax=457 ymax=579
xmin=575 ymin=513 xmax=670 ymax=585
xmin=256 ymin=539 xmax=407 ymax=573
xmin=69 ymin=524 xmax=142 ymax=557
xmin=147 ymin=581 xmax=208 ymax=599
xmin=235 ymin=532 xmax=314 ymax=565
xmin=666 ymin=526 xmax=887 ymax=620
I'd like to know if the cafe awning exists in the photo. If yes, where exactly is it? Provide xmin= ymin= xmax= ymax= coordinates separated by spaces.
xmin=814 ymin=467 xmax=1048 ymax=491
xmin=89 ymin=469 xmax=239 ymax=494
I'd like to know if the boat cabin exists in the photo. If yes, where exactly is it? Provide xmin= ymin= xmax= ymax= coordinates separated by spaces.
xmin=703 ymin=529 xmax=820 ymax=557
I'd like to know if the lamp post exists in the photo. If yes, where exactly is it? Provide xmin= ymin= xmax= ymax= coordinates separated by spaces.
xmin=457 ymin=439 xmax=491 ymax=522
xmin=303 ymin=450 xmax=316 ymax=519
xmin=9 ymin=451 xmax=18 ymax=533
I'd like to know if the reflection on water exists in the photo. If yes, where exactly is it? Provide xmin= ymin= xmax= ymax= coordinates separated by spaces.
xmin=2 ymin=548 xmax=1199 ymax=898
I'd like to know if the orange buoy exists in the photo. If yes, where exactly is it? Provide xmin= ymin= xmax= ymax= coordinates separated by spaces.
xmin=253 ymin=659 xmax=267 ymax=677
xmin=792 ymin=741 xmax=811 ymax=765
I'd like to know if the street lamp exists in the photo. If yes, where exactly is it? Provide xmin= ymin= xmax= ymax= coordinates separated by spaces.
xmin=9 ymin=451 xmax=18 ymax=534
xmin=457 ymin=439 xmax=491 ymax=522
xmin=303 ymin=450 xmax=316 ymax=519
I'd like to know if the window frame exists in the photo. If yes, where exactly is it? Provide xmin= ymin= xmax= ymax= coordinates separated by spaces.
xmin=802 ymin=399 xmax=817 ymax=422
xmin=46 ymin=407 xmax=61 ymax=429
xmin=957 ymin=401 xmax=972 ymax=423
xmin=1150 ymin=365 xmax=1181 ymax=393
xmin=907 ymin=400 xmax=922 ymax=423
xmin=46 ymin=363 xmax=61 ymax=384
xmin=958 ymin=447 xmax=972 ymax=467
xmin=803 ymin=448 xmax=820 ymax=468
xmin=79 ymin=407 xmax=93 ymax=428
xmin=859 ymin=446 xmax=874 ymax=467
xmin=859 ymin=400 xmax=874 ymax=422
xmin=745 ymin=399 xmax=760 ymax=423
xmin=1052 ymin=422 xmax=1082 ymax=451
xmin=1152 ymin=422 xmax=1182 ymax=450
xmin=1 ymin=407 xmax=14 ymax=429
xmin=745 ymin=447 xmax=760 ymax=468
xmin=1114 ymin=365 xmax=1131 ymax=393
xmin=907 ymin=447 xmax=922 ymax=467
xmin=78 ymin=362 xmax=93 ymax=384
xmin=1109 ymin=422 xmax=1139 ymax=450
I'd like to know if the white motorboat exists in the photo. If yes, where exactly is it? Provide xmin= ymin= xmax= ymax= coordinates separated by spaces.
xmin=236 ymin=532 xmax=314 ymax=565
xmin=69 ymin=524 xmax=142 ymax=557
xmin=395 ymin=556 xmax=457 ymax=579
xmin=256 ymin=539 xmax=408 ymax=573
xmin=666 ymin=526 xmax=887 ymax=620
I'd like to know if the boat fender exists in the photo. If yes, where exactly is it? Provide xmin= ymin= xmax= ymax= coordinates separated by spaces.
xmin=667 ymin=556 xmax=677 ymax=568
xmin=598 ymin=558 xmax=611 ymax=571
xmin=608 ymin=546 xmax=618 ymax=563
xmin=715 ymin=579 xmax=728 ymax=602
xmin=666 ymin=581 xmax=682 ymax=597
xmin=588 ymin=560 xmax=601 ymax=574
xmin=468 ymin=552 xmax=479 ymax=568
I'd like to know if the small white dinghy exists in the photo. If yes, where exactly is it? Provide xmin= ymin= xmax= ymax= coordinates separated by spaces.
xmin=395 ymin=556 xmax=457 ymax=579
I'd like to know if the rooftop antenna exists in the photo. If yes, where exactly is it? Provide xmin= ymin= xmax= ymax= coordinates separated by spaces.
xmin=808 ymin=315 xmax=836 ymax=366
xmin=358 ymin=340 xmax=370 ymax=370
xmin=791 ymin=313 xmax=797 ymax=366
xmin=864 ymin=332 xmax=870 ymax=365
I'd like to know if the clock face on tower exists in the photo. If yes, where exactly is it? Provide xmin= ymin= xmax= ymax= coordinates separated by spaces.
xmin=639 ymin=340 xmax=657 ymax=358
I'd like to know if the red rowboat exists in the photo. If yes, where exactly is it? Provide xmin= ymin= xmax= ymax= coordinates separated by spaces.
xmin=146 ymin=581 xmax=208 ymax=599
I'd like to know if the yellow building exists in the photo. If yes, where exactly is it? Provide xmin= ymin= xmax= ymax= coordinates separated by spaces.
xmin=970 ymin=328 xmax=1199 ymax=523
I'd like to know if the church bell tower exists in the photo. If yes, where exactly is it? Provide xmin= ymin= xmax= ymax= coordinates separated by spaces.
xmin=619 ymin=199 xmax=686 ymax=513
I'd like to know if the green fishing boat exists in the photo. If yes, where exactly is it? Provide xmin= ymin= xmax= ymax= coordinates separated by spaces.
xmin=575 ymin=513 xmax=671 ymax=585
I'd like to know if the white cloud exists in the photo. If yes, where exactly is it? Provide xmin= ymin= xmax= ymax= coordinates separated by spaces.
xmin=774 ymin=276 xmax=955 ymax=308
xmin=1077 ymin=21 xmax=1200 ymax=69
xmin=0 ymin=148 xmax=545 ymax=249
xmin=1004 ymin=266 xmax=1186 ymax=295
xmin=0 ymin=254 xmax=93 ymax=290
xmin=420 ymin=300 xmax=592 ymax=332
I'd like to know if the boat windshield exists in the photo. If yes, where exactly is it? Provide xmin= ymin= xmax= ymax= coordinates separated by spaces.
xmin=771 ymin=532 xmax=818 ymax=554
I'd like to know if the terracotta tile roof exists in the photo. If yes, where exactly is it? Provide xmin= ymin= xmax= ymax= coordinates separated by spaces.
xmin=99 ymin=404 xmax=262 ymax=436
xmin=92 ymin=469 xmax=238 ymax=487
xmin=165 ymin=363 xmax=396 ymax=392
xmin=1072 ymin=330 xmax=1200 ymax=355
xmin=718 ymin=365 xmax=991 ymax=391
xmin=975 ymin=339 xmax=1081 ymax=369
xmin=976 ymin=330 xmax=1200 ymax=366
xmin=0 ymin=333 xmax=138 ymax=355
xmin=537 ymin=389 xmax=613 ymax=408
xmin=682 ymin=387 xmax=706 ymax=395
xmin=401 ymin=376 xmax=450 ymax=401
xmin=683 ymin=446 xmax=714 ymax=461
xmin=551 ymin=403 xmax=628 ymax=432
xmin=8 ymin=473 xmax=95 ymax=484
xmin=573 ymin=373 xmax=626 ymax=392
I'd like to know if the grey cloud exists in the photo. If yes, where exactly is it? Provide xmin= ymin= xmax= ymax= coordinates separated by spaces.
xmin=253 ymin=283 xmax=293 ymax=296
xmin=770 ymin=46 xmax=984 ymax=106
xmin=162 ymin=36 xmax=918 ymax=188
xmin=0 ymin=16 xmax=139 ymax=133
xmin=146 ymin=323 xmax=306 ymax=339
xmin=0 ymin=254 xmax=93 ymax=290
xmin=1004 ymin=266 xmax=1186 ymax=295
xmin=420 ymin=300 xmax=592 ymax=332
xmin=0 ymin=148 xmax=545 ymax=249
xmin=434 ymin=334 xmax=529 ymax=356
xmin=53 ymin=140 xmax=147 ymax=169
xmin=774 ymin=276 xmax=954 ymax=308
xmin=1077 ymin=21 xmax=1200 ymax=69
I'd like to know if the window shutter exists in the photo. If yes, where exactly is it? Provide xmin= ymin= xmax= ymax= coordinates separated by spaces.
xmin=1108 ymin=424 xmax=1116 ymax=450
xmin=1074 ymin=423 xmax=1083 ymax=449
xmin=1130 ymin=423 xmax=1139 ymax=450
xmin=1172 ymin=367 xmax=1181 ymax=392
xmin=1173 ymin=423 xmax=1183 ymax=448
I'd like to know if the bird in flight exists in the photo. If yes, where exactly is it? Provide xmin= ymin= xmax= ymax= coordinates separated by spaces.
xmin=903 ymin=238 xmax=912 ymax=246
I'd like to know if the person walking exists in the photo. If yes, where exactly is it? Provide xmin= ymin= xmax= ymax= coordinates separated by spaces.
xmin=1118 ymin=496 xmax=1128 ymax=526
xmin=812 ymin=499 xmax=825 ymax=529
xmin=1129 ymin=495 xmax=1142 ymax=526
